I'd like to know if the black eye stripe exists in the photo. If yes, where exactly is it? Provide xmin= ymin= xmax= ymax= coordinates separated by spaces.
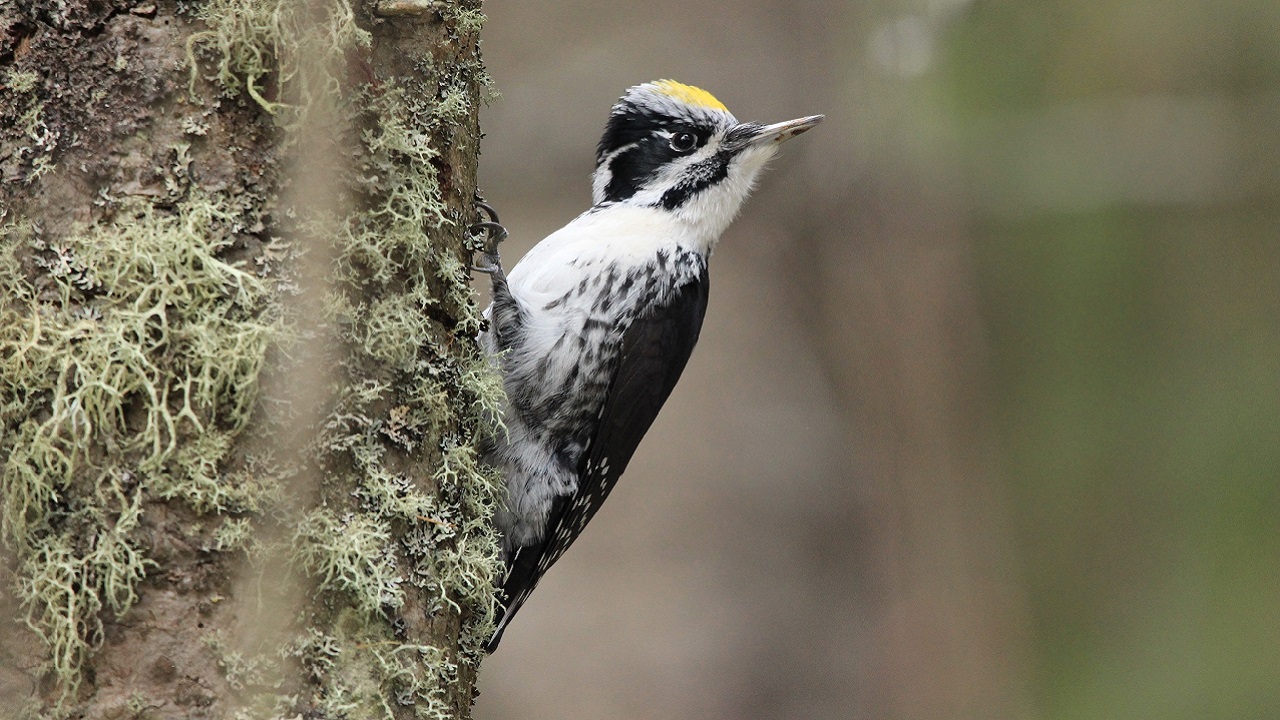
xmin=601 ymin=128 xmax=717 ymax=202
xmin=595 ymin=101 xmax=731 ymax=203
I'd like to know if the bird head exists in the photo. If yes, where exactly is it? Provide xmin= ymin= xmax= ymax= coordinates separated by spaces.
xmin=591 ymin=80 xmax=822 ymax=242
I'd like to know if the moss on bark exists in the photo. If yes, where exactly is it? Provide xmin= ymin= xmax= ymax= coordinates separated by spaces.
xmin=0 ymin=0 xmax=499 ymax=717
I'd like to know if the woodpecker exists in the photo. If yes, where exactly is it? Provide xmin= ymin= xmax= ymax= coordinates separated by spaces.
xmin=474 ymin=80 xmax=821 ymax=652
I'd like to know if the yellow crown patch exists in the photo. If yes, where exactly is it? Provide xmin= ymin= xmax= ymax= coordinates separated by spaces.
xmin=650 ymin=80 xmax=729 ymax=112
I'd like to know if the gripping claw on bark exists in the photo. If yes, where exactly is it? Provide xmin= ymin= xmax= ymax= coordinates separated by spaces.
xmin=471 ymin=201 xmax=508 ymax=277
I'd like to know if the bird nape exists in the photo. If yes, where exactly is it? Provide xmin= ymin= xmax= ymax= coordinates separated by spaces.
xmin=473 ymin=80 xmax=821 ymax=652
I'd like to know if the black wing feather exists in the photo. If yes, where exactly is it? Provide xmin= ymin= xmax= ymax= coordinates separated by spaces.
xmin=486 ymin=267 xmax=709 ymax=652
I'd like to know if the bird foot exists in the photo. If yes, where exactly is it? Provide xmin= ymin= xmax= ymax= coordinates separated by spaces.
xmin=470 ymin=201 xmax=509 ymax=278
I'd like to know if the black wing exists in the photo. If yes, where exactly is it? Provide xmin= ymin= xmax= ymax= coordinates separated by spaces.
xmin=486 ymin=267 xmax=709 ymax=652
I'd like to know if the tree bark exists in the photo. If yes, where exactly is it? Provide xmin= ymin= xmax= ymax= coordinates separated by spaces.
xmin=0 ymin=1 xmax=498 ymax=718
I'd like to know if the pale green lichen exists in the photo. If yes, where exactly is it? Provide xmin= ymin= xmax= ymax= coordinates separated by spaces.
xmin=204 ymin=631 xmax=277 ymax=690
xmin=2 ymin=65 xmax=56 ymax=184
xmin=428 ymin=443 xmax=502 ymax=606
xmin=12 ymin=95 xmax=55 ymax=182
xmin=152 ymin=434 xmax=288 ymax=514
xmin=448 ymin=8 xmax=486 ymax=37
xmin=0 ymin=193 xmax=279 ymax=703
xmin=5 ymin=68 xmax=41 ymax=94
xmin=294 ymin=42 xmax=502 ymax=706
xmin=206 ymin=630 xmax=309 ymax=719
xmin=15 ymin=488 xmax=152 ymax=706
xmin=293 ymin=508 xmax=405 ymax=619
xmin=0 ymin=197 xmax=273 ymax=537
xmin=4 ymin=0 xmax=504 ymax=712
xmin=185 ymin=0 xmax=371 ymax=118
xmin=213 ymin=516 xmax=257 ymax=553
xmin=297 ymin=613 xmax=457 ymax=720
xmin=125 ymin=692 xmax=154 ymax=716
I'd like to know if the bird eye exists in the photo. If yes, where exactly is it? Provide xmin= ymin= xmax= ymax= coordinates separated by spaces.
xmin=670 ymin=132 xmax=697 ymax=152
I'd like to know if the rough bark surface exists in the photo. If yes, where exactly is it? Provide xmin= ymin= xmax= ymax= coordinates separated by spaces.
xmin=0 ymin=1 xmax=498 ymax=718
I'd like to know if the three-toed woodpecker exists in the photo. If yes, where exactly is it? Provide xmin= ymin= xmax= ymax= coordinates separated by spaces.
xmin=476 ymin=80 xmax=821 ymax=651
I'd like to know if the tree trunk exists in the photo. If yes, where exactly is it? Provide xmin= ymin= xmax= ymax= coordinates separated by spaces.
xmin=0 ymin=1 xmax=499 ymax=718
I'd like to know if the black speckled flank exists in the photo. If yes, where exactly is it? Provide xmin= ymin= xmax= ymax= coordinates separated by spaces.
xmin=488 ymin=254 xmax=711 ymax=653
xmin=487 ymin=273 xmax=528 ymax=358
xmin=504 ymin=248 xmax=708 ymax=506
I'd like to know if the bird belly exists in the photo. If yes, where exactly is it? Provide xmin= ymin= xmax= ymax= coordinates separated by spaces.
xmin=483 ymin=228 xmax=705 ymax=559
xmin=485 ymin=300 xmax=623 ymax=552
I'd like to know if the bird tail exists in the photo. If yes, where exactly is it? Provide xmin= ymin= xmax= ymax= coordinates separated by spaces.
xmin=483 ymin=583 xmax=533 ymax=653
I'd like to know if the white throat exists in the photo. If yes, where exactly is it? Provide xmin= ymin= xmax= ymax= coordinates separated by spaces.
xmin=594 ymin=143 xmax=778 ymax=254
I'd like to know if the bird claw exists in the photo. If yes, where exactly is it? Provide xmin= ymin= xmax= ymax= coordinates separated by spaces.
xmin=470 ymin=201 xmax=509 ymax=277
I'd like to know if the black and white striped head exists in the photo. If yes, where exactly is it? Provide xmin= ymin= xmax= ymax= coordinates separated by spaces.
xmin=592 ymin=80 xmax=822 ymax=237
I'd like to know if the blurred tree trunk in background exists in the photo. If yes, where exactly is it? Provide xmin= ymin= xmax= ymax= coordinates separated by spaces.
xmin=0 ymin=1 xmax=498 ymax=718
xmin=743 ymin=5 xmax=1033 ymax=716
xmin=788 ymin=177 xmax=1031 ymax=719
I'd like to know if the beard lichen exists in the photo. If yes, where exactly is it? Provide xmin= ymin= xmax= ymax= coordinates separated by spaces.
xmin=185 ymin=0 xmax=372 ymax=117
xmin=0 ymin=195 xmax=278 ymax=706
xmin=183 ymin=0 xmax=504 ymax=714
xmin=3 ymin=0 xmax=503 ymax=713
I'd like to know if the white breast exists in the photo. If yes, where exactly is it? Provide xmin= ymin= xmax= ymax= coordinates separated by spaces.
xmin=504 ymin=205 xmax=689 ymax=362
xmin=508 ymin=205 xmax=690 ymax=295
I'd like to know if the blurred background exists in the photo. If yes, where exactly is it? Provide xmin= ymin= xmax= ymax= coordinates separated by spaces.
xmin=472 ymin=2 xmax=1280 ymax=719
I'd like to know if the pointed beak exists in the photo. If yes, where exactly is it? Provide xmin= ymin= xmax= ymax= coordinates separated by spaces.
xmin=753 ymin=115 xmax=825 ymax=144
xmin=732 ymin=114 xmax=824 ymax=149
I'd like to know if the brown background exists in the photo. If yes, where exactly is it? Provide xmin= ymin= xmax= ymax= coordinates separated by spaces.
xmin=472 ymin=2 xmax=1280 ymax=719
